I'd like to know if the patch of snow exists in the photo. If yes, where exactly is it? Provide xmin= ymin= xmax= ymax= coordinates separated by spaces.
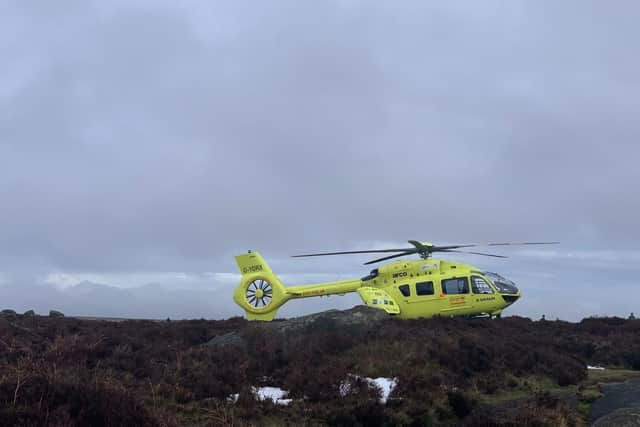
xmin=588 ymin=365 xmax=606 ymax=370
xmin=339 ymin=374 xmax=398 ymax=403
xmin=252 ymin=386 xmax=291 ymax=405
xmin=339 ymin=380 xmax=351 ymax=397
xmin=367 ymin=377 xmax=398 ymax=404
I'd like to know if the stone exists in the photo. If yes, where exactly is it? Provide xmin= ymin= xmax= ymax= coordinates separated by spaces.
xmin=593 ymin=407 xmax=640 ymax=427
xmin=269 ymin=305 xmax=389 ymax=332
xmin=49 ymin=310 xmax=65 ymax=318
xmin=203 ymin=306 xmax=386 ymax=349
xmin=203 ymin=331 xmax=246 ymax=349
xmin=23 ymin=310 xmax=35 ymax=316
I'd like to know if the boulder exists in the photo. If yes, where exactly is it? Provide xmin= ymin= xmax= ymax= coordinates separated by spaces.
xmin=0 ymin=309 xmax=17 ymax=318
xmin=203 ymin=306 xmax=386 ymax=349
xmin=203 ymin=331 xmax=246 ymax=349
xmin=49 ymin=310 xmax=65 ymax=318
xmin=267 ymin=305 xmax=389 ymax=332
xmin=593 ymin=408 xmax=640 ymax=427
xmin=23 ymin=309 xmax=36 ymax=317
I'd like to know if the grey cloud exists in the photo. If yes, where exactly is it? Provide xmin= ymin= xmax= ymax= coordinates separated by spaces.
xmin=1 ymin=1 xmax=639 ymax=319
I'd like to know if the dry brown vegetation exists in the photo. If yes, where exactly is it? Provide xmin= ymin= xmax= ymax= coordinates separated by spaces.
xmin=0 ymin=309 xmax=638 ymax=426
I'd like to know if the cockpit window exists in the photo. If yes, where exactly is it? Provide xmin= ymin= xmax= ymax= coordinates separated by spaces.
xmin=471 ymin=276 xmax=494 ymax=294
xmin=442 ymin=277 xmax=469 ymax=295
xmin=398 ymin=284 xmax=410 ymax=297
xmin=483 ymin=272 xmax=519 ymax=294
xmin=361 ymin=268 xmax=379 ymax=281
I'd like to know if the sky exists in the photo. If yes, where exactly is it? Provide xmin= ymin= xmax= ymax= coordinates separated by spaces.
xmin=1 ymin=1 xmax=639 ymax=321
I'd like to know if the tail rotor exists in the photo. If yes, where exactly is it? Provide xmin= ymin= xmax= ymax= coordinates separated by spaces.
xmin=245 ymin=279 xmax=273 ymax=308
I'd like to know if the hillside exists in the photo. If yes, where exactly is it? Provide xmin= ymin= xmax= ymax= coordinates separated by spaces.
xmin=1 ymin=307 xmax=639 ymax=426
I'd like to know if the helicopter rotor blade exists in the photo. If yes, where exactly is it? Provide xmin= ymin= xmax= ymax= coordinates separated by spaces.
xmin=291 ymin=241 xmax=558 ymax=262
xmin=441 ymin=249 xmax=508 ymax=258
xmin=431 ymin=244 xmax=478 ymax=251
xmin=292 ymin=248 xmax=414 ymax=258
xmin=484 ymin=241 xmax=560 ymax=247
xmin=432 ymin=242 xmax=558 ymax=251
xmin=364 ymin=251 xmax=417 ymax=265
xmin=408 ymin=240 xmax=431 ymax=250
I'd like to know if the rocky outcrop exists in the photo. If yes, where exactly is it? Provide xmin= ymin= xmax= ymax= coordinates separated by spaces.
xmin=204 ymin=306 xmax=386 ymax=349
xmin=593 ymin=408 xmax=640 ymax=427
xmin=0 ymin=309 xmax=17 ymax=318
xmin=203 ymin=331 xmax=246 ymax=349
xmin=591 ymin=379 xmax=640 ymax=423
xmin=266 ymin=305 xmax=389 ymax=332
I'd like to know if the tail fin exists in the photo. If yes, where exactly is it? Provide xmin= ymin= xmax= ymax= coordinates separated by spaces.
xmin=233 ymin=251 xmax=289 ymax=321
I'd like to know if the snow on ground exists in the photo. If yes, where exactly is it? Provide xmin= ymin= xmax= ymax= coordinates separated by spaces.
xmin=340 ymin=375 xmax=398 ymax=403
xmin=230 ymin=378 xmax=397 ymax=406
xmin=252 ymin=386 xmax=292 ymax=405
xmin=588 ymin=365 xmax=606 ymax=370
xmin=367 ymin=377 xmax=398 ymax=404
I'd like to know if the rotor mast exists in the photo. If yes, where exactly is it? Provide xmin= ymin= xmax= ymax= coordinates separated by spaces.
xmin=408 ymin=240 xmax=433 ymax=259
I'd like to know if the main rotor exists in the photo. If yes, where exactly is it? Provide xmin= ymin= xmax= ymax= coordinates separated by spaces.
xmin=292 ymin=240 xmax=559 ymax=265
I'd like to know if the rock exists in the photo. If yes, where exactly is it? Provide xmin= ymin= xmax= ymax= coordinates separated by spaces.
xmin=591 ymin=380 xmax=640 ymax=421
xmin=593 ymin=407 xmax=640 ymax=427
xmin=23 ymin=310 xmax=35 ymax=317
xmin=203 ymin=307 xmax=386 ymax=349
xmin=203 ymin=331 xmax=246 ymax=349
xmin=49 ymin=310 xmax=65 ymax=318
xmin=267 ymin=305 xmax=389 ymax=332
xmin=0 ymin=309 xmax=17 ymax=318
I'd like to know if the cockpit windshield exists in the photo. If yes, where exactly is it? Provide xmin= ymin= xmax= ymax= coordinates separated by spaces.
xmin=483 ymin=272 xmax=519 ymax=294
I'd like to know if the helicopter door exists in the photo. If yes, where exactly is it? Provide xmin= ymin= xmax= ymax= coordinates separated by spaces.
xmin=439 ymin=277 xmax=472 ymax=314
xmin=401 ymin=280 xmax=440 ymax=315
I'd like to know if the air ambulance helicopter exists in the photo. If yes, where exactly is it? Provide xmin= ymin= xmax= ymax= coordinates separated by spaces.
xmin=232 ymin=240 xmax=558 ymax=321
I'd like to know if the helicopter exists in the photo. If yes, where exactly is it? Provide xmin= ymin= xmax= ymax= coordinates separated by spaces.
xmin=232 ymin=240 xmax=558 ymax=321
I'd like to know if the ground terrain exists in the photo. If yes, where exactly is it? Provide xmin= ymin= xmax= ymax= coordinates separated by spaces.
xmin=0 ymin=307 xmax=639 ymax=426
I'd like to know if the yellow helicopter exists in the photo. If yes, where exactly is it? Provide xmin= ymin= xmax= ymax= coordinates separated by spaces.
xmin=232 ymin=240 xmax=558 ymax=321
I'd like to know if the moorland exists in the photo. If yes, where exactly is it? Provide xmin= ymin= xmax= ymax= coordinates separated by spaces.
xmin=0 ymin=307 xmax=639 ymax=426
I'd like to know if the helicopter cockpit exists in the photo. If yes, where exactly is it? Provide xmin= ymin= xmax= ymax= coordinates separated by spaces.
xmin=483 ymin=272 xmax=519 ymax=294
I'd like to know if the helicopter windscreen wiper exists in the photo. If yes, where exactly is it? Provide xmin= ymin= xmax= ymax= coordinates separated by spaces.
xmin=292 ymin=240 xmax=559 ymax=265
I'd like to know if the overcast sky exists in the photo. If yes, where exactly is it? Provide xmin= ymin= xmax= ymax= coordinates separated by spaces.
xmin=2 ymin=1 xmax=639 ymax=321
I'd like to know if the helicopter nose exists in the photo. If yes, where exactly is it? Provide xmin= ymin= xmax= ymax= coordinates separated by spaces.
xmin=502 ymin=294 xmax=520 ymax=306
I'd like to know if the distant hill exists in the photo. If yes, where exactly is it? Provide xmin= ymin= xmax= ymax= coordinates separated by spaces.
xmin=0 ymin=280 xmax=360 ymax=320
xmin=0 ymin=280 xmax=242 ymax=319
xmin=0 ymin=307 xmax=639 ymax=426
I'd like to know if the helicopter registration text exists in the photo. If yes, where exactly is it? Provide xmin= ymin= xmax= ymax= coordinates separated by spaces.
xmin=242 ymin=265 xmax=263 ymax=274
